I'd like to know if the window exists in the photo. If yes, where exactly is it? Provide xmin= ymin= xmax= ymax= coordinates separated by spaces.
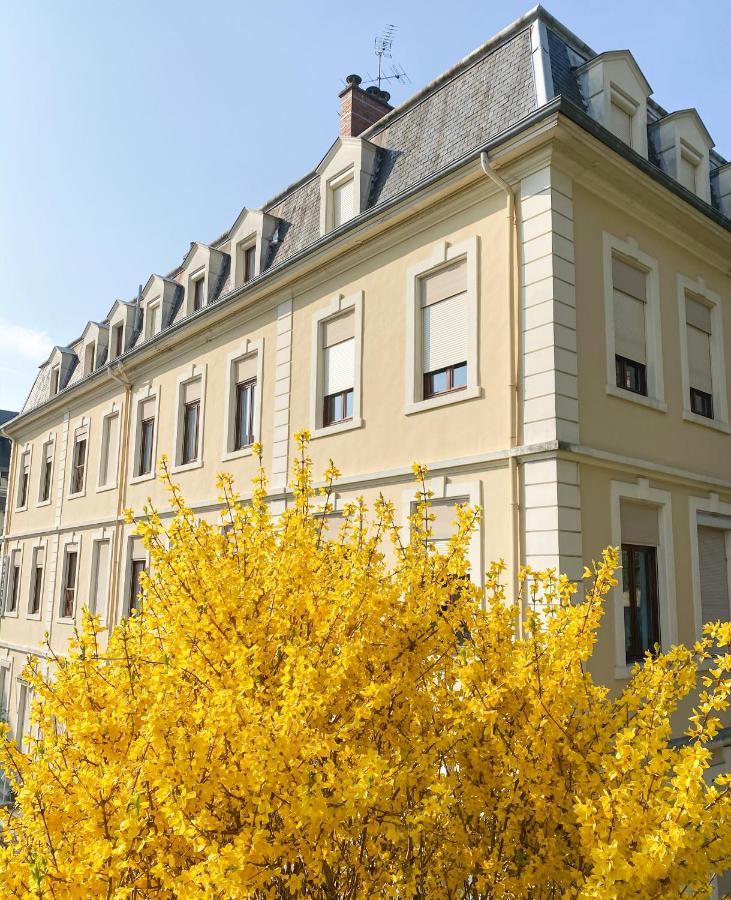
xmin=698 ymin=525 xmax=730 ymax=626
xmin=98 ymin=413 xmax=120 ymax=489
xmin=0 ymin=667 xmax=8 ymax=722
xmin=28 ymin=547 xmax=44 ymax=616
xmin=233 ymin=357 xmax=257 ymax=450
xmin=678 ymin=151 xmax=698 ymax=193
xmin=89 ymin=539 xmax=110 ymax=617
xmin=146 ymin=303 xmax=161 ymax=339
xmin=6 ymin=551 xmax=20 ymax=614
xmin=128 ymin=554 xmax=146 ymax=615
xmin=331 ymin=174 xmax=355 ymax=229
xmin=137 ymin=399 xmax=155 ymax=477
xmin=39 ymin=441 xmax=53 ymax=503
xmin=50 ymin=365 xmax=60 ymax=396
xmin=83 ymin=342 xmax=96 ymax=375
xmin=611 ymin=255 xmax=648 ymax=396
xmin=112 ymin=323 xmax=124 ymax=359
xmin=70 ymin=435 xmax=87 ymax=494
xmin=610 ymin=100 xmax=632 ymax=145
xmin=244 ymin=245 xmax=256 ymax=283
xmin=15 ymin=682 xmax=31 ymax=752
xmin=620 ymin=501 xmax=660 ymax=663
xmin=180 ymin=382 xmax=201 ymax=465
xmin=61 ymin=549 xmax=78 ymax=619
xmin=686 ymin=296 xmax=714 ymax=419
xmin=420 ymin=258 xmax=468 ymax=399
xmin=421 ymin=500 xmax=463 ymax=553
xmin=17 ymin=452 xmax=30 ymax=509
xmin=321 ymin=312 xmax=355 ymax=427
xmin=192 ymin=277 xmax=205 ymax=312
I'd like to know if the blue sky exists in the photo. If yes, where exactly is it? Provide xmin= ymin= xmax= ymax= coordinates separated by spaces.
xmin=0 ymin=0 xmax=727 ymax=411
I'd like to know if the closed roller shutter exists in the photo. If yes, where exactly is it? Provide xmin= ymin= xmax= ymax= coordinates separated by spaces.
xmin=612 ymin=256 xmax=647 ymax=364
xmin=323 ymin=311 xmax=355 ymax=395
xmin=698 ymin=526 xmax=730 ymax=624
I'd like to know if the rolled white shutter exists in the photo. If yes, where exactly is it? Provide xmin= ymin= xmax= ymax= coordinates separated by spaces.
xmin=678 ymin=156 xmax=697 ymax=193
xmin=610 ymin=102 xmax=632 ymax=144
xmin=613 ymin=290 xmax=646 ymax=364
xmin=687 ymin=325 xmax=712 ymax=393
xmin=332 ymin=178 xmax=354 ymax=227
xmin=182 ymin=378 xmax=201 ymax=405
xmin=423 ymin=293 xmax=468 ymax=373
xmin=698 ymin=526 xmax=730 ymax=624
xmin=324 ymin=338 xmax=354 ymax=395
xmin=620 ymin=502 xmax=659 ymax=546
xmin=235 ymin=355 xmax=257 ymax=384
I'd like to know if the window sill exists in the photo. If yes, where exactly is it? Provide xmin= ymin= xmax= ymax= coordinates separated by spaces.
xmin=67 ymin=490 xmax=87 ymax=500
xmin=14 ymin=505 xmax=28 ymax=513
xmin=605 ymin=384 xmax=667 ymax=412
xmin=614 ymin=663 xmax=636 ymax=680
xmin=26 ymin=612 xmax=42 ymax=622
xmin=96 ymin=482 xmax=118 ymax=494
xmin=170 ymin=459 xmax=203 ymax=474
xmin=311 ymin=417 xmax=364 ymax=440
xmin=2 ymin=611 xmax=19 ymax=620
xmin=129 ymin=472 xmax=155 ymax=486
xmin=682 ymin=409 xmax=731 ymax=434
xmin=36 ymin=499 xmax=52 ymax=508
xmin=404 ymin=385 xmax=482 ymax=416
xmin=222 ymin=445 xmax=256 ymax=463
xmin=56 ymin=616 xmax=75 ymax=626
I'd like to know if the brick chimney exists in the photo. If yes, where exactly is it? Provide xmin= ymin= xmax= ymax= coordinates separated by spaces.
xmin=339 ymin=75 xmax=392 ymax=137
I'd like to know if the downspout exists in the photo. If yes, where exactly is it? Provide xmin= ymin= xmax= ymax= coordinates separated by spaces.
xmin=108 ymin=361 xmax=133 ymax=627
xmin=480 ymin=151 xmax=523 ymax=636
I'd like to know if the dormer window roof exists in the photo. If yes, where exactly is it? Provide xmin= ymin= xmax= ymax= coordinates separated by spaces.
xmin=576 ymin=50 xmax=652 ymax=157
xmin=140 ymin=274 xmax=180 ymax=339
xmin=79 ymin=321 xmax=109 ymax=374
xmin=228 ymin=208 xmax=279 ymax=290
xmin=106 ymin=299 xmax=137 ymax=359
xmin=316 ymin=136 xmax=379 ymax=235
xmin=45 ymin=346 xmax=77 ymax=398
xmin=649 ymin=109 xmax=714 ymax=203
xmin=178 ymin=243 xmax=228 ymax=317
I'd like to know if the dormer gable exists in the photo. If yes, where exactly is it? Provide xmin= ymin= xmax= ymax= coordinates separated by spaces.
xmin=79 ymin=321 xmax=109 ymax=375
xmin=576 ymin=50 xmax=652 ymax=157
xmin=106 ymin=299 xmax=137 ymax=360
xmin=316 ymin=136 xmax=379 ymax=235
xmin=648 ymin=109 xmax=714 ymax=203
xmin=45 ymin=345 xmax=77 ymax=397
xmin=140 ymin=275 xmax=180 ymax=340
xmin=178 ymin=242 xmax=229 ymax=317
xmin=228 ymin=208 xmax=279 ymax=290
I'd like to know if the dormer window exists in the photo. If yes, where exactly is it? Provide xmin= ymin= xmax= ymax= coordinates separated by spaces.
xmin=192 ymin=276 xmax=205 ymax=312
xmin=608 ymin=87 xmax=638 ymax=147
xmin=50 ymin=365 xmax=60 ymax=396
xmin=146 ymin=302 xmax=161 ymax=339
xmin=678 ymin=143 xmax=701 ymax=193
xmin=112 ymin=323 xmax=124 ymax=359
xmin=83 ymin=342 xmax=96 ymax=375
xmin=649 ymin=109 xmax=714 ymax=203
xmin=244 ymin=245 xmax=256 ymax=282
xmin=330 ymin=171 xmax=355 ymax=228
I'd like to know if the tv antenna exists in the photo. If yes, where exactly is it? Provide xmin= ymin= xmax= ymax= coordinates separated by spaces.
xmin=364 ymin=25 xmax=410 ymax=92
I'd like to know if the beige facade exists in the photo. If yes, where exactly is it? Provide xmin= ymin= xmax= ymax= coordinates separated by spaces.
xmin=1 ymin=9 xmax=730 ymax=828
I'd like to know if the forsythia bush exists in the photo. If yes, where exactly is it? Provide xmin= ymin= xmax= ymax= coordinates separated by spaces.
xmin=1 ymin=434 xmax=731 ymax=898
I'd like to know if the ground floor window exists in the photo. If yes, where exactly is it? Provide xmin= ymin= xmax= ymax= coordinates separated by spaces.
xmin=622 ymin=544 xmax=659 ymax=663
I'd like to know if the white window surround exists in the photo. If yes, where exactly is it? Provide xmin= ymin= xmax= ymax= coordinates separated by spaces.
xmin=145 ymin=299 xmax=162 ymax=339
xmin=0 ymin=657 xmax=13 ymax=720
xmin=309 ymin=291 xmax=364 ymax=438
xmin=36 ymin=433 xmax=55 ymax=507
xmin=3 ymin=541 xmax=24 ymax=619
xmin=401 ymin=476 xmax=483 ymax=589
xmin=317 ymin=136 xmax=378 ymax=236
xmin=688 ymin=494 xmax=731 ymax=645
xmin=610 ymin=478 xmax=677 ymax=679
xmin=129 ymin=384 xmax=160 ymax=485
xmin=26 ymin=539 xmax=47 ymax=621
xmin=649 ymin=110 xmax=713 ymax=204
xmin=97 ymin=402 xmax=121 ymax=493
xmin=16 ymin=443 xmax=33 ymax=511
xmin=222 ymin=338 xmax=264 ymax=461
xmin=87 ymin=527 xmax=114 ymax=626
xmin=171 ymin=363 xmax=207 ymax=473
xmin=676 ymin=274 xmax=729 ymax=433
xmin=187 ymin=268 xmax=207 ymax=315
xmin=67 ymin=420 xmax=90 ymax=499
xmin=602 ymin=232 xmax=666 ymax=411
xmin=57 ymin=533 xmax=82 ymax=624
xmin=404 ymin=236 xmax=480 ymax=415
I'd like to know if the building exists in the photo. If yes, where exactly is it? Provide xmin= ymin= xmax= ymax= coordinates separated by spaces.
xmin=0 ymin=410 xmax=15 ymax=538
xmin=1 ymin=2 xmax=730 ymax=818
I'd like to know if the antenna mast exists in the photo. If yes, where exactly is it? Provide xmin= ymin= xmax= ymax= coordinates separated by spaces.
xmin=365 ymin=25 xmax=410 ymax=93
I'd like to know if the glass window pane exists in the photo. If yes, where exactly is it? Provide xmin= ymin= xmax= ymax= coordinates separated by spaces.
xmin=452 ymin=363 xmax=467 ymax=388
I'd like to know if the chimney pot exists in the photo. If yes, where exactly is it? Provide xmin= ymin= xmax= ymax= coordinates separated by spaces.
xmin=345 ymin=73 xmax=362 ymax=86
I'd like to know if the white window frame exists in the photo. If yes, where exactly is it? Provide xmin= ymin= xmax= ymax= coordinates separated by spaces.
xmin=689 ymin=494 xmax=731 ymax=642
xmin=0 ymin=657 xmax=13 ymax=723
xmin=15 ymin=679 xmax=32 ymax=752
xmin=121 ymin=532 xmax=149 ymax=620
xmin=145 ymin=299 xmax=162 ymax=340
xmin=609 ymin=84 xmax=638 ymax=148
xmin=187 ymin=268 xmax=207 ymax=315
xmin=171 ymin=363 xmax=207 ymax=473
xmin=309 ymin=291 xmax=364 ymax=438
xmin=610 ymin=478 xmax=677 ymax=678
xmin=401 ymin=476 xmax=483 ymax=590
xmin=3 ymin=542 xmax=23 ymax=619
xmin=327 ymin=168 xmax=355 ymax=231
xmin=129 ymin=385 xmax=160 ymax=485
xmin=57 ymin=534 xmax=82 ymax=624
xmin=67 ymin=420 xmax=90 ymax=499
xmin=677 ymin=274 xmax=729 ymax=434
xmin=404 ymin=236 xmax=480 ymax=415
xmin=222 ymin=337 xmax=264 ymax=461
xmin=15 ymin=444 xmax=32 ymax=511
xmin=602 ymin=232 xmax=666 ymax=411
xmin=26 ymin=539 xmax=47 ymax=621
xmin=83 ymin=340 xmax=96 ymax=375
xmin=50 ymin=363 xmax=61 ymax=396
xmin=235 ymin=236 xmax=258 ymax=287
xmin=110 ymin=322 xmax=125 ymax=359
xmin=97 ymin=403 xmax=121 ymax=492
xmin=37 ymin=433 xmax=55 ymax=507
xmin=87 ymin=527 xmax=113 ymax=626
